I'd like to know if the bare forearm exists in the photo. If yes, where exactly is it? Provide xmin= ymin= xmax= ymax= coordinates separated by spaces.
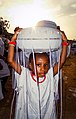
xmin=60 ymin=45 xmax=67 ymax=66
xmin=54 ymin=45 xmax=67 ymax=75
xmin=8 ymin=45 xmax=15 ymax=63
xmin=9 ymin=60 xmax=22 ymax=74
xmin=54 ymin=31 xmax=68 ymax=75
xmin=8 ymin=45 xmax=22 ymax=74
xmin=8 ymin=29 xmax=22 ymax=74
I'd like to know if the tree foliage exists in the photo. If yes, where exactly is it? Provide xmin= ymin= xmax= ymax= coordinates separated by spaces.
xmin=0 ymin=17 xmax=10 ymax=34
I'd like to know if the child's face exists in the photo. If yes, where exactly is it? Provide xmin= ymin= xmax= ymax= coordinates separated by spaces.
xmin=29 ymin=54 xmax=50 ymax=78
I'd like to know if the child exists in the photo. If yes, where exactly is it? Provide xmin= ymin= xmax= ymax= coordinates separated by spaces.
xmin=8 ymin=28 xmax=68 ymax=119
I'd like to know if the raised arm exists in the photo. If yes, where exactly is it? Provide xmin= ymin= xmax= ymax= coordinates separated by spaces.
xmin=54 ymin=31 xmax=68 ymax=75
xmin=8 ymin=28 xmax=22 ymax=74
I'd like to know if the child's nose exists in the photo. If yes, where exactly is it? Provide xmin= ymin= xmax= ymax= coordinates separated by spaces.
xmin=41 ymin=65 xmax=45 ymax=71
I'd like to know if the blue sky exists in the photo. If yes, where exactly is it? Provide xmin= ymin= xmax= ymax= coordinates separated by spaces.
xmin=0 ymin=0 xmax=76 ymax=39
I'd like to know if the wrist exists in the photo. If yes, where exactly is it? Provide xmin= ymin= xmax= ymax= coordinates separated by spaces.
xmin=11 ymin=33 xmax=18 ymax=42
xmin=62 ymin=41 xmax=69 ymax=46
xmin=8 ymin=41 xmax=16 ymax=47
xmin=62 ymin=39 xmax=68 ymax=42
xmin=14 ymin=31 xmax=19 ymax=37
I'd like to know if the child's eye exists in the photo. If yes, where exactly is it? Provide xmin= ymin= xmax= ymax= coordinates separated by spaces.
xmin=44 ymin=64 xmax=49 ymax=67
xmin=36 ymin=64 xmax=41 ymax=67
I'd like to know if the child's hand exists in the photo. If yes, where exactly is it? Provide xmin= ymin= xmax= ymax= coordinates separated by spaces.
xmin=61 ymin=31 xmax=67 ymax=42
xmin=11 ymin=28 xmax=22 ymax=42
xmin=15 ymin=28 xmax=22 ymax=35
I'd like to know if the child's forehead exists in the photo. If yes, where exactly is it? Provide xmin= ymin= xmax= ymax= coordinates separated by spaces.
xmin=29 ymin=52 xmax=49 ymax=62
xmin=35 ymin=53 xmax=50 ymax=62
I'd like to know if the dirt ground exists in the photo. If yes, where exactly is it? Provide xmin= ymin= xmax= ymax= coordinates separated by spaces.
xmin=0 ymin=54 xmax=76 ymax=119
xmin=62 ymin=54 xmax=76 ymax=119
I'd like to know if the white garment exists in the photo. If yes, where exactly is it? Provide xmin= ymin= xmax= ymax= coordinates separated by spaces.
xmin=15 ymin=66 xmax=57 ymax=119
